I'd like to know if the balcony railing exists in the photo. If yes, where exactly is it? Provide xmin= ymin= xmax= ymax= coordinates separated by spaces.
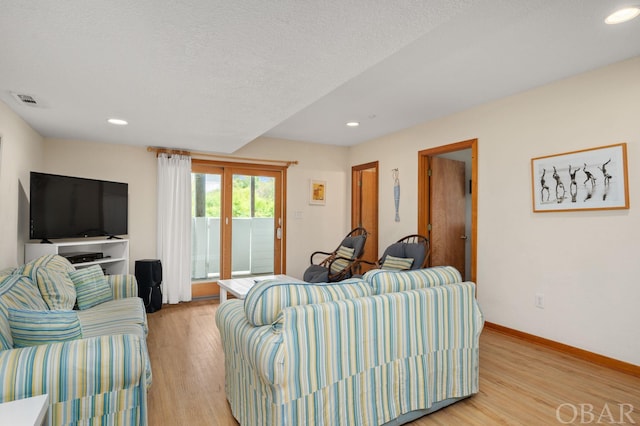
xmin=191 ymin=217 xmax=274 ymax=280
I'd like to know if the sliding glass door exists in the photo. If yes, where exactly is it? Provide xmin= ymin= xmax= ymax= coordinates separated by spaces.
xmin=227 ymin=171 xmax=279 ymax=277
xmin=191 ymin=162 xmax=285 ymax=295
xmin=191 ymin=166 xmax=223 ymax=281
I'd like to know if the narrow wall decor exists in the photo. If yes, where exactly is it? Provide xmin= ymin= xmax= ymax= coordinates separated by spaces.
xmin=531 ymin=143 xmax=629 ymax=212
xmin=309 ymin=179 xmax=326 ymax=205
xmin=393 ymin=168 xmax=400 ymax=221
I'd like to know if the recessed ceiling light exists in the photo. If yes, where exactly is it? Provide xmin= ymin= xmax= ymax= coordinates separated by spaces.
xmin=605 ymin=7 xmax=640 ymax=24
xmin=107 ymin=118 xmax=128 ymax=126
xmin=346 ymin=121 xmax=360 ymax=127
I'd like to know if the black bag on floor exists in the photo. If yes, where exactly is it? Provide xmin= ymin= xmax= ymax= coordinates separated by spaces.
xmin=135 ymin=259 xmax=163 ymax=313
xmin=145 ymin=284 xmax=163 ymax=313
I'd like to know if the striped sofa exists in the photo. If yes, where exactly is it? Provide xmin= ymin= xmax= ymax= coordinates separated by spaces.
xmin=216 ymin=266 xmax=483 ymax=425
xmin=0 ymin=255 xmax=151 ymax=425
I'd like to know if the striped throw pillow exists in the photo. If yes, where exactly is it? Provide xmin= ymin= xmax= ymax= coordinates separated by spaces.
xmin=363 ymin=266 xmax=463 ymax=295
xmin=70 ymin=265 xmax=113 ymax=310
xmin=0 ymin=267 xmax=15 ymax=277
xmin=8 ymin=308 xmax=82 ymax=347
xmin=17 ymin=254 xmax=75 ymax=276
xmin=23 ymin=267 xmax=77 ymax=310
xmin=381 ymin=255 xmax=414 ymax=270
xmin=0 ymin=274 xmax=50 ymax=350
xmin=330 ymin=245 xmax=355 ymax=274
xmin=244 ymin=278 xmax=372 ymax=326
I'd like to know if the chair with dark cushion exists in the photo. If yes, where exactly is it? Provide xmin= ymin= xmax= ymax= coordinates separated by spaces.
xmin=303 ymin=227 xmax=368 ymax=283
xmin=359 ymin=234 xmax=430 ymax=271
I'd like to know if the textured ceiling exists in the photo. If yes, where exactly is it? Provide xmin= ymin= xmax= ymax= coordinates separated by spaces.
xmin=1 ymin=1 xmax=639 ymax=153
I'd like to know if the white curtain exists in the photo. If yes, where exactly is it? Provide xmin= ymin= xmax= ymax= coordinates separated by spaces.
xmin=157 ymin=153 xmax=192 ymax=304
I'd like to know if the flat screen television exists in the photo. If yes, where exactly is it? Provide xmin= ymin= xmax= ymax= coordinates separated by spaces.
xmin=30 ymin=172 xmax=128 ymax=242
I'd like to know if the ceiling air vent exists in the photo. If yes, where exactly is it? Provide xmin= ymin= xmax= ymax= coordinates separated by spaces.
xmin=12 ymin=92 xmax=40 ymax=107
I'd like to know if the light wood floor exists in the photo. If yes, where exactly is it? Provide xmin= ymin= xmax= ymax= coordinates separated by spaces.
xmin=146 ymin=300 xmax=640 ymax=425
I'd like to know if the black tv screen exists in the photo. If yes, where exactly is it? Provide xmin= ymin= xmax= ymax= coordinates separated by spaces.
xmin=30 ymin=172 xmax=128 ymax=241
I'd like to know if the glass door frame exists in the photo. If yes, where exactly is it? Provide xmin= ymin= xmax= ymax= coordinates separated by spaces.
xmin=192 ymin=159 xmax=287 ymax=287
xmin=222 ymin=166 xmax=284 ymax=279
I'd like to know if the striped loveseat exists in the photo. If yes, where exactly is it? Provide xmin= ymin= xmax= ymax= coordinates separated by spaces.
xmin=0 ymin=254 xmax=151 ymax=425
xmin=216 ymin=266 xmax=483 ymax=426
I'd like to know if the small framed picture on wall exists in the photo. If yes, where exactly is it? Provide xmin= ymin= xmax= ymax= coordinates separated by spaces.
xmin=309 ymin=179 xmax=326 ymax=205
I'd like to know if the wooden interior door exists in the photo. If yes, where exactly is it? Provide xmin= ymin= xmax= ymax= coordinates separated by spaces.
xmin=352 ymin=162 xmax=378 ymax=273
xmin=418 ymin=139 xmax=477 ymax=283
xmin=429 ymin=156 xmax=466 ymax=277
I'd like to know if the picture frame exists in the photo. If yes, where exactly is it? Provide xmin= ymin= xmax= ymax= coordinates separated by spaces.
xmin=309 ymin=179 xmax=326 ymax=205
xmin=531 ymin=143 xmax=629 ymax=212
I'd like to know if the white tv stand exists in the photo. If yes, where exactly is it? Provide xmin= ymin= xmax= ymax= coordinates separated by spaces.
xmin=25 ymin=238 xmax=129 ymax=275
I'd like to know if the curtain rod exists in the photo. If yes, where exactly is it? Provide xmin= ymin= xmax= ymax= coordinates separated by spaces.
xmin=147 ymin=146 xmax=298 ymax=167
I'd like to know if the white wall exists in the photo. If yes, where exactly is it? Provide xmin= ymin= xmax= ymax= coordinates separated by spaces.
xmin=39 ymin=137 xmax=349 ymax=280
xmin=42 ymin=139 xmax=157 ymax=273
xmin=349 ymin=56 xmax=640 ymax=365
xmin=0 ymin=100 xmax=44 ymax=267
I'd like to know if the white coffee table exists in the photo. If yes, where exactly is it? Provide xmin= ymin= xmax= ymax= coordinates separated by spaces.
xmin=0 ymin=394 xmax=49 ymax=425
xmin=218 ymin=274 xmax=303 ymax=303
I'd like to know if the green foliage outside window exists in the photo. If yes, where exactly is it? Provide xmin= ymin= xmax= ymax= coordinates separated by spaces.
xmin=192 ymin=174 xmax=274 ymax=218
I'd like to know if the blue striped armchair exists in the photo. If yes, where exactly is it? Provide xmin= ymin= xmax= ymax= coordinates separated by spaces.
xmin=0 ymin=255 xmax=151 ymax=425
xmin=216 ymin=266 xmax=483 ymax=426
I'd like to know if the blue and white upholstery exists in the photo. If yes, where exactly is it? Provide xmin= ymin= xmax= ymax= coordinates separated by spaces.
xmin=0 ymin=255 xmax=150 ymax=425
xmin=216 ymin=266 xmax=483 ymax=426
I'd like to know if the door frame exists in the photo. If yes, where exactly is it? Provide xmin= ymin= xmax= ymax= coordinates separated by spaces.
xmin=221 ymin=167 xmax=285 ymax=278
xmin=351 ymin=161 xmax=379 ymax=270
xmin=418 ymin=139 xmax=478 ymax=283
xmin=191 ymin=159 xmax=287 ymax=297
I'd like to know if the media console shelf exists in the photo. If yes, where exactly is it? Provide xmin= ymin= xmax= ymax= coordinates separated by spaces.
xmin=25 ymin=239 xmax=129 ymax=275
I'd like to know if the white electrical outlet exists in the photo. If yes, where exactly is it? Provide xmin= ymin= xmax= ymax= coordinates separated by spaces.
xmin=535 ymin=293 xmax=545 ymax=309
